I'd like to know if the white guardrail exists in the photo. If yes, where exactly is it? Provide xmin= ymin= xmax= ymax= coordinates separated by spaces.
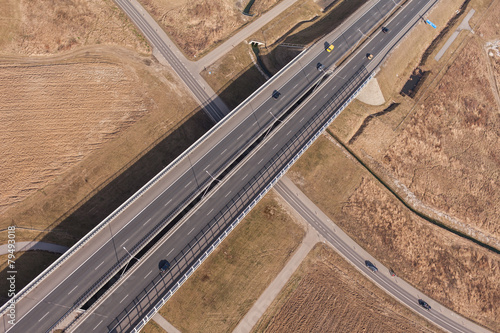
xmin=0 ymin=43 xmax=314 ymax=318
xmin=2 ymin=0 xmax=390 ymax=317
xmin=130 ymin=71 xmax=375 ymax=333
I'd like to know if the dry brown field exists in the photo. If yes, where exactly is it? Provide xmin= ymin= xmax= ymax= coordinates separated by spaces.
xmin=0 ymin=45 xmax=204 ymax=246
xmin=0 ymin=0 xmax=149 ymax=56
xmin=0 ymin=49 xmax=146 ymax=214
xmin=139 ymin=0 xmax=280 ymax=59
xmin=159 ymin=192 xmax=305 ymax=333
xmin=283 ymin=0 xmax=500 ymax=329
xmin=252 ymin=243 xmax=442 ymax=333
xmin=336 ymin=0 xmax=500 ymax=247
xmin=378 ymin=37 xmax=500 ymax=243
xmin=289 ymin=134 xmax=500 ymax=331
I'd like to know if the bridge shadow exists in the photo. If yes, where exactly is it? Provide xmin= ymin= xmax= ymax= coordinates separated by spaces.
xmin=0 ymin=53 xmax=276 ymax=307
xmin=0 ymin=0 xmax=368 ymax=313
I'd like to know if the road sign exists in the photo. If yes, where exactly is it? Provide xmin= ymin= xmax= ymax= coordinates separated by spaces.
xmin=426 ymin=19 xmax=437 ymax=29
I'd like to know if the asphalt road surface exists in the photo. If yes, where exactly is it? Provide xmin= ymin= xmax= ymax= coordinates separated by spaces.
xmin=70 ymin=1 xmax=453 ymax=331
xmin=3 ymin=0 xmax=462 ymax=332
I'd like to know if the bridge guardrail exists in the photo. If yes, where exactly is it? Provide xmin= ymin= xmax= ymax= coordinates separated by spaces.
xmin=0 ymin=33 xmax=315 ymax=320
xmin=127 ymin=68 xmax=374 ymax=333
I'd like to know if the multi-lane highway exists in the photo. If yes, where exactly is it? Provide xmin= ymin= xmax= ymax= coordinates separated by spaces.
xmin=2 ymin=0 xmax=474 ymax=332
xmin=69 ymin=0 xmax=456 ymax=331
xmin=4 ymin=1 xmax=403 ymax=331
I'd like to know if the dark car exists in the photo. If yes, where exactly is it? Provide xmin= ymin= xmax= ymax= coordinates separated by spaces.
xmin=317 ymin=63 xmax=325 ymax=71
xmin=418 ymin=299 xmax=431 ymax=310
xmin=160 ymin=260 xmax=171 ymax=273
xmin=272 ymin=90 xmax=281 ymax=99
xmin=382 ymin=27 xmax=389 ymax=33
xmin=365 ymin=260 xmax=378 ymax=272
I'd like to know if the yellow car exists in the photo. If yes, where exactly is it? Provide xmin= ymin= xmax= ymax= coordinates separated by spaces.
xmin=326 ymin=45 xmax=334 ymax=52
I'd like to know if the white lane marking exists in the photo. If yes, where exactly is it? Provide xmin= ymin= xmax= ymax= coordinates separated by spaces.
xmin=312 ymin=105 xmax=317 ymax=109
xmin=203 ymin=163 xmax=211 ymax=170
xmin=287 ymin=130 xmax=292 ymax=136
xmin=68 ymin=285 xmax=78 ymax=295
xmin=22 ymin=1 xmax=410 ymax=320
xmin=253 ymin=122 xmax=257 ymax=126
xmin=164 ymin=199 xmax=172 ymax=207
xmin=144 ymin=218 xmax=152 ymax=226
xmin=184 ymin=181 xmax=192 ymax=188
xmin=299 ymin=117 xmax=304 ymax=122
xmin=324 ymin=93 xmax=329 ymax=99
xmin=225 ymin=190 xmax=232 ymax=197
xmin=188 ymin=227 xmax=195 ymax=235
xmin=333 ymin=85 xmax=337 ymax=90
xmin=242 ymin=174 xmax=248 ymax=180
xmin=167 ymin=248 xmax=175 ymax=256
xmin=273 ymin=144 xmax=278 ymax=150
xmin=39 ymin=312 xmax=49 ymax=322
xmin=403 ymin=14 xmax=407 ymax=18
xmin=220 ymin=149 xmax=227 ymax=155
xmin=95 ymin=261 xmax=105 ymax=271
xmin=207 ymin=209 xmax=214 ymax=216
xmin=258 ymin=159 xmax=263 ymax=164
xmin=119 ymin=294 xmax=129 ymax=304
xmin=144 ymin=270 xmax=153 ymax=279
xmin=353 ymin=65 xmax=357 ymax=70
xmin=120 ymin=238 xmax=129 ymax=247
xmin=16 ymin=5 xmax=336 ymax=318
xmin=93 ymin=320 xmax=103 ymax=331
xmin=293 ymin=83 xmax=299 ymax=89
xmin=237 ymin=134 xmax=243 ymax=140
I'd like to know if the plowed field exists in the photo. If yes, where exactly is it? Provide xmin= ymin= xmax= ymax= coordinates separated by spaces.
xmin=0 ymin=51 xmax=147 ymax=214
xmin=253 ymin=243 xmax=441 ymax=333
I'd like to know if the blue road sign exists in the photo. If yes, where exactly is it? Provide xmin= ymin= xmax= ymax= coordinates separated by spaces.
xmin=426 ymin=19 xmax=437 ymax=29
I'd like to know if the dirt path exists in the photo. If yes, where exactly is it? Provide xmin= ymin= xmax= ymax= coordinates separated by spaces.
xmin=435 ymin=9 xmax=475 ymax=61
xmin=233 ymin=227 xmax=321 ymax=333
xmin=152 ymin=313 xmax=180 ymax=333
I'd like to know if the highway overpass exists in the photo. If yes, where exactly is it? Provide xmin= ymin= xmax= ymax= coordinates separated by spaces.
xmin=0 ymin=0 xmax=466 ymax=332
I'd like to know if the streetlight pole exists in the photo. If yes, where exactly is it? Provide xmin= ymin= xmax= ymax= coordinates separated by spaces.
xmin=269 ymin=111 xmax=282 ymax=123
xmin=121 ymin=246 xmax=140 ymax=279
xmin=206 ymin=170 xmax=220 ymax=182
xmin=358 ymin=28 xmax=370 ymax=39
xmin=202 ymin=170 xmax=221 ymax=199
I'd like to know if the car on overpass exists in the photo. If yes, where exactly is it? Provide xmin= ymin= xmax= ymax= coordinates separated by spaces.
xmin=159 ymin=260 xmax=171 ymax=274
